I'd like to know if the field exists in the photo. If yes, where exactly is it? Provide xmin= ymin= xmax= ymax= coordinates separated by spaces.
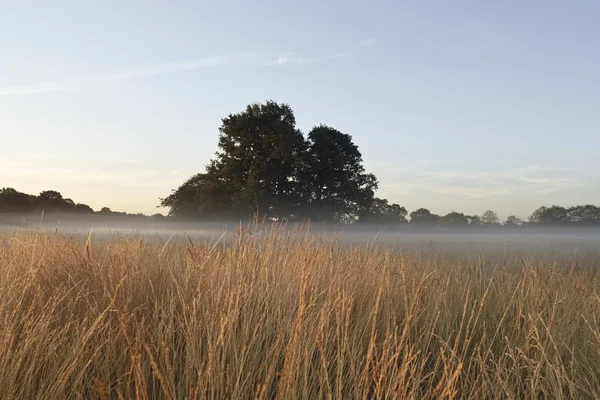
xmin=1 ymin=223 xmax=600 ymax=399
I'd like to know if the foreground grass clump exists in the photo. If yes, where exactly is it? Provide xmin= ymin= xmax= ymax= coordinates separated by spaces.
xmin=1 ymin=226 xmax=600 ymax=399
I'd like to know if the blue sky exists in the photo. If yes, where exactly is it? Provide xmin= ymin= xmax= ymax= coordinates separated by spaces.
xmin=1 ymin=1 xmax=598 ymax=219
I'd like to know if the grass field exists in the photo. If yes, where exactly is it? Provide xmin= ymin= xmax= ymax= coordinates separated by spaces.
xmin=1 ymin=224 xmax=600 ymax=399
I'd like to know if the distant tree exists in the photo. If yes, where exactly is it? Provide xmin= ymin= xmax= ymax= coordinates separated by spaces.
xmin=504 ymin=215 xmax=524 ymax=226
xmin=409 ymin=208 xmax=441 ymax=225
xmin=0 ymin=187 xmax=35 ymax=212
xmin=75 ymin=203 xmax=94 ymax=213
xmin=99 ymin=207 xmax=112 ymax=214
xmin=441 ymin=211 xmax=469 ymax=225
xmin=567 ymin=205 xmax=600 ymax=224
xmin=38 ymin=190 xmax=63 ymax=202
xmin=481 ymin=210 xmax=499 ymax=225
xmin=359 ymin=198 xmax=407 ymax=224
xmin=36 ymin=190 xmax=67 ymax=212
xmin=529 ymin=206 xmax=569 ymax=224
xmin=466 ymin=215 xmax=481 ymax=225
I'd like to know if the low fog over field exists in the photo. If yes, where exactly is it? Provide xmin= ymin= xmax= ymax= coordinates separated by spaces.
xmin=2 ymin=213 xmax=599 ymax=259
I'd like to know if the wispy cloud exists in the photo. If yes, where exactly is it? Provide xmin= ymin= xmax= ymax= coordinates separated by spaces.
xmin=0 ymin=50 xmax=353 ymax=96
xmin=0 ymin=54 xmax=251 ymax=96
xmin=0 ymin=82 xmax=72 ymax=96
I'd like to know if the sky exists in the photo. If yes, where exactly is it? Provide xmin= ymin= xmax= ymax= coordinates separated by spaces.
xmin=1 ymin=1 xmax=599 ymax=220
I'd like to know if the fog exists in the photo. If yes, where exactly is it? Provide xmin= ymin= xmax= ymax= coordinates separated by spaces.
xmin=1 ymin=213 xmax=599 ymax=260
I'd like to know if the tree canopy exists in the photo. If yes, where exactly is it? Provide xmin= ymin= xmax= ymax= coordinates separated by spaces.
xmin=0 ymin=188 xmax=95 ymax=214
xmin=160 ymin=101 xmax=385 ymax=223
xmin=0 ymin=187 xmax=161 ymax=217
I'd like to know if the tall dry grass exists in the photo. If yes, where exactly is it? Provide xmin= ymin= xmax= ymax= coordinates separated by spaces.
xmin=1 ymin=224 xmax=600 ymax=399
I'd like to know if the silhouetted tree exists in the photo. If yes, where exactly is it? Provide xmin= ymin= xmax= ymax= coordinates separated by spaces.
xmin=0 ymin=188 xmax=34 ymax=212
xmin=302 ymin=125 xmax=378 ymax=221
xmin=359 ymin=198 xmax=407 ymax=224
xmin=466 ymin=215 xmax=481 ymax=225
xmin=36 ymin=190 xmax=67 ymax=212
xmin=409 ymin=208 xmax=440 ymax=225
xmin=162 ymin=101 xmax=380 ymax=222
xmin=160 ymin=173 xmax=208 ymax=217
xmin=441 ymin=211 xmax=469 ymax=225
xmin=481 ymin=210 xmax=499 ymax=225
xmin=217 ymin=101 xmax=307 ymax=217
xmin=529 ymin=206 xmax=569 ymax=224
xmin=162 ymin=101 xmax=309 ymax=219
xmin=567 ymin=205 xmax=600 ymax=224
xmin=504 ymin=215 xmax=524 ymax=226
xmin=75 ymin=203 xmax=94 ymax=213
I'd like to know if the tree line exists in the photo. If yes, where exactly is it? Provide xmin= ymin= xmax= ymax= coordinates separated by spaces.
xmin=0 ymin=187 xmax=163 ymax=218
xmin=2 ymin=187 xmax=599 ymax=226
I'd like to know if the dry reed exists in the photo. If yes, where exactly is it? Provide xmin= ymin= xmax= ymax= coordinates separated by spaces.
xmin=0 ymin=223 xmax=599 ymax=399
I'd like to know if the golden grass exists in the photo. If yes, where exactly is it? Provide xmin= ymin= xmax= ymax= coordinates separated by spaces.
xmin=1 ymin=224 xmax=600 ymax=399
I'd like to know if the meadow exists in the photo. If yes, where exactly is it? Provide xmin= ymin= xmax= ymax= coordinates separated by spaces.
xmin=1 ymin=223 xmax=600 ymax=399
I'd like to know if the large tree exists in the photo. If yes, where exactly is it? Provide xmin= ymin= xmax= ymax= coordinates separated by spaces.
xmin=301 ymin=125 xmax=378 ymax=221
xmin=161 ymin=102 xmax=307 ymax=218
xmin=213 ymin=101 xmax=307 ymax=217
xmin=162 ymin=101 xmax=384 ymax=222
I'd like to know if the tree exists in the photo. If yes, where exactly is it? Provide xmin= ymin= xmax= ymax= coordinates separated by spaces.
xmin=441 ymin=211 xmax=469 ymax=225
xmin=75 ymin=203 xmax=94 ymax=213
xmin=359 ymin=198 xmax=407 ymax=224
xmin=36 ymin=190 xmax=67 ymax=212
xmin=160 ymin=173 xmax=212 ymax=217
xmin=163 ymin=101 xmax=308 ymax=219
xmin=466 ymin=215 xmax=481 ymax=225
xmin=99 ymin=207 xmax=112 ymax=214
xmin=0 ymin=187 xmax=34 ymax=212
xmin=216 ymin=101 xmax=307 ymax=217
xmin=409 ymin=208 xmax=440 ymax=225
xmin=161 ymin=101 xmax=381 ymax=222
xmin=504 ymin=215 xmax=524 ymax=226
xmin=567 ymin=205 xmax=600 ymax=224
xmin=302 ymin=125 xmax=378 ymax=221
xmin=481 ymin=209 xmax=499 ymax=225
xmin=529 ymin=206 xmax=569 ymax=224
